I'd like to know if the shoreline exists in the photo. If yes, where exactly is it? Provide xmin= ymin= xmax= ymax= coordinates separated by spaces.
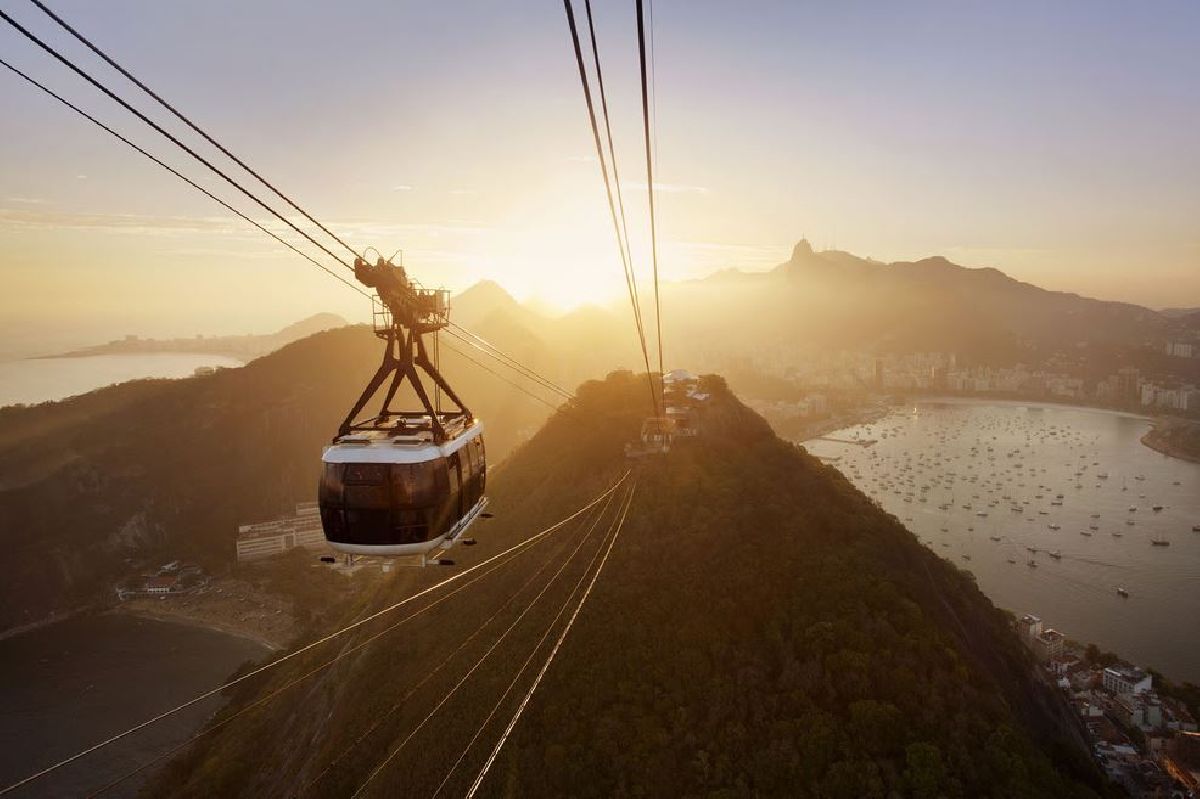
xmin=802 ymin=404 xmax=890 ymax=440
xmin=1 ymin=601 xmax=282 ymax=653
xmin=32 ymin=349 xmax=252 ymax=363
xmin=111 ymin=604 xmax=283 ymax=652
xmin=0 ymin=606 xmax=93 ymax=644
xmin=899 ymin=393 xmax=1155 ymax=422
xmin=1141 ymin=422 xmax=1200 ymax=465
xmin=800 ymin=395 xmax=1181 ymax=444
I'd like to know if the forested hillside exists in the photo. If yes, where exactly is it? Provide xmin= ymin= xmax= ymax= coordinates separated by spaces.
xmin=149 ymin=371 xmax=1107 ymax=798
xmin=0 ymin=325 xmax=552 ymax=633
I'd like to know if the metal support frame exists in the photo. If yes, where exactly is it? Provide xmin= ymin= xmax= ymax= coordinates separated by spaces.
xmin=335 ymin=255 xmax=472 ymax=445
xmin=336 ymin=327 xmax=471 ymax=443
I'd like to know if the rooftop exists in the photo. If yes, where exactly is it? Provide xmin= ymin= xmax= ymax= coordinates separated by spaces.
xmin=1105 ymin=665 xmax=1150 ymax=682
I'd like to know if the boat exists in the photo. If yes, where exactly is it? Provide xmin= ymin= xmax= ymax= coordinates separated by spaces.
xmin=1117 ymin=586 xmax=1129 ymax=598
xmin=1049 ymin=550 xmax=1062 ymax=559
xmin=1193 ymin=525 xmax=1200 ymax=533
xmin=1112 ymin=532 xmax=1123 ymax=538
xmin=1027 ymin=559 xmax=1038 ymax=568
xmin=1079 ymin=530 xmax=1091 ymax=537
xmin=1151 ymin=539 xmax=1170 ymax=547
xmin=1007 ymin=557 xmax=1017 ymax=564
xmin=1048 ymin=524 xmax=1061 ymax=530
xmin=989 ymin=536 xmax=1001 ymax=542
xmin=1152 ymin=505 xmax=1163 ymax=512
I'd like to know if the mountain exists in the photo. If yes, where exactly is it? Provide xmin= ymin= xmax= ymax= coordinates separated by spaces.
xmin=451 ymin=280 xmax=539 ymax=332
xmin=149 ymin=372 xmax=1104 ymax=797
xmin=49 ymin=313 xmax=348 ymax=362
xmin=449 ymin=242 xmax=1194 ymax=380
xmin=660 ymin=240 xmax=1185 ymax=367
xmin=0 ymin=325 xmax=552 ymax=633
xmin=268 ymin=313 xmax=349 ymax=344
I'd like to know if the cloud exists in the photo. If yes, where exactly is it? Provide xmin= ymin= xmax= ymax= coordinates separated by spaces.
xmin=0 ymin=208 xmax=247 ymax=236
xmin=391 ymin=184 xmax=413 ymax=192
xmin=4 ymin=197 xmax=48 ymax=205
xmin=448 ymin=188 xmax=478 ymax=196
xmin=669 ymin=240 xmax=791 ymax=273
xmin=621 ymin=181 xmax=711 ymax=195
xmin=0 ymin=207 xmax=497 ymax=247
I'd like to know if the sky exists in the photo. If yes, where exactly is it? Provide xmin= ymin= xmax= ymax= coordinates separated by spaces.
xmin=1 ymin=0 xmax=1198 ymax=354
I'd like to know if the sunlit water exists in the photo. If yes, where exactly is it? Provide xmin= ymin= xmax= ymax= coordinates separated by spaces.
xmin=0 ymin=353 xmax=243 ymax=408
xmin=0 ymin=614 xmax=268 ymax=797
xmin=803 ymin=398 xmax=1200 ymax=682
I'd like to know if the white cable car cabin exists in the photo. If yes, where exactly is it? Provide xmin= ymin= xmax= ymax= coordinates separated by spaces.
xmin=318 ymin=254 xmax=487 ymax=558
xmin=319 ymin=416 xmax=486 ymax=556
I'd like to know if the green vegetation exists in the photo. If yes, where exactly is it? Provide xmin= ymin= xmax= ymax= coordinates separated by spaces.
xmin=1148 ymin=669 xmax=1200 ymax=725
xmin=0 ymin=325 xmax=550 ymax=633
xmin=1083 ymin=644 xmax=1122 ymax=669
xmin=147 ymin=371 xmax=1104 ymax=797
xmin=1142 ymin=417 xmax=1200 ymax=462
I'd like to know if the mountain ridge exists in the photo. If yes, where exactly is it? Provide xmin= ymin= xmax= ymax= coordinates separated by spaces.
xmin=147 ymin=371 xmax=1106 ymax=797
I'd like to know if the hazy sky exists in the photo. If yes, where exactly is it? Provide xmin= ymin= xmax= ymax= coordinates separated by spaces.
xmin=2 ymin=0 xmax=1198 ymax=352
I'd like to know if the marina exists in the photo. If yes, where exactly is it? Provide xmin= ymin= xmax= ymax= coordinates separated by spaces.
xmin=804 ymin=398 xmax=1200 ymax=682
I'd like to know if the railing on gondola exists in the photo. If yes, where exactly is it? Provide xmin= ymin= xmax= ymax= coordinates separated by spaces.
xmin=370 ymin=288 xmax=451 ymax=338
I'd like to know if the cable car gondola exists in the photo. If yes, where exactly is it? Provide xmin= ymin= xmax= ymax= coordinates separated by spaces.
xmin=318 ymin=255 xmax=487 ymax=558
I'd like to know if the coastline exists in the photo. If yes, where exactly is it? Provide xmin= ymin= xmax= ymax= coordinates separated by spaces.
xmin=755 ymin=402 xmax=890 ymax=444
xmin=34 ymin=348 xmax=252 ymax=363
xmin=110 ymin=575 xmax=305 ymax=652
xmin=898 ymin=393 xmax=1154 ymax=422
xmin=111 ymin=604 xmax=283 ymax=652
xmin=0 ymin=606 xmax=92 ymax=643
xmin=1141 ymin=419 xmax=1200 ymax=464
xmin=800 ymin=404 xmax=890 ymax=441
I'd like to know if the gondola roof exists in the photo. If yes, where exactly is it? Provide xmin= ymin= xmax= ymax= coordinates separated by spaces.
xmin=324 ymin=418 xmax=483 ymax=464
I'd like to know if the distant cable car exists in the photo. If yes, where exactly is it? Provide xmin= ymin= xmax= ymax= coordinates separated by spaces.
xmin=625 ymin=416 xmax=674 ymax=458
xmin=318 ymin=255 xmax=487 ymax=558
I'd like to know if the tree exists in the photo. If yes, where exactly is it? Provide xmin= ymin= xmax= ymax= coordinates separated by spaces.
xmin=904 ymin=742 xmax=947 ymax=799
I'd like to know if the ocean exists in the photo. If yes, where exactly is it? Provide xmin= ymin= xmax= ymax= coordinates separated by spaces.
xmin=0 ymin=613 xmax=269 ymax=798
xmin=804 ymin=398 xmax=1200 ymax=682
xmin=0 ymin=353 xmax=244 ymax=408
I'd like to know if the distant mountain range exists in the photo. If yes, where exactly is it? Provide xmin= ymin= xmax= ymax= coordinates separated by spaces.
xmin=48 ymin=312 xmax=348 ymax=362
xmin=447 ymin=241 xmax=1199 ymax=381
